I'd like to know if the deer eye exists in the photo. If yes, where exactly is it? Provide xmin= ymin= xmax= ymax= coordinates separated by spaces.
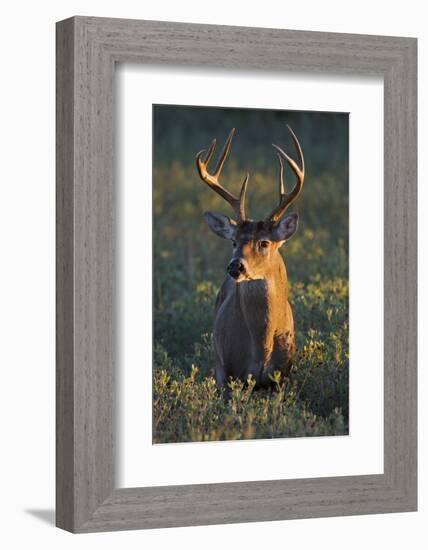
xmin=260 ymin=240 xmax=270 ymax=248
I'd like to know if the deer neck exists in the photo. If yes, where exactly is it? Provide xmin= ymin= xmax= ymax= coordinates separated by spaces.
xmin=234 ymin=253 xmax=289 ymax=371
xmin=235 ymin=252 xmax=289 ymax=318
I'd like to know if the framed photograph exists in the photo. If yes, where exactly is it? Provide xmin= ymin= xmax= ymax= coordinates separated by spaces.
xmin=56 ymin=16 xmax=417 ymax=532
xmin=150 ymin=105 xmax=350 ymax=446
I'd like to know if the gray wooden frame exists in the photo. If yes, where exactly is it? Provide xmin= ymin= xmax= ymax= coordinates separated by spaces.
xmin=56 ymin=16 xmax=417 ymax=533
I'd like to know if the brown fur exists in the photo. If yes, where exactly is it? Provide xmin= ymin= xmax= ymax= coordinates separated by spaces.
xmin=197 ymin=126 xmax=304 ymax=388
xmin=211 ymin=220 xmax=296 ymax=387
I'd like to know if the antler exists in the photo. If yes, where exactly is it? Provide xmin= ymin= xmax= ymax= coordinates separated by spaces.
xmin=196 ymin=128 xmax=249 ymax=222
xmin=267 ymin=125 xmax=305 ymax=223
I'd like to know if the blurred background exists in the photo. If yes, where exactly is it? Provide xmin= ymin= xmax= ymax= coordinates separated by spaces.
xmin=152 ymin=104 xmax=349 ymax=442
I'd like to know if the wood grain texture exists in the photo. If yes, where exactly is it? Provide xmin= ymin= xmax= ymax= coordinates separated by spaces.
xmin=56 ymin=18 xmax=75 ymax=532
xmin=56 ymin=16 xmax=417 ymax=533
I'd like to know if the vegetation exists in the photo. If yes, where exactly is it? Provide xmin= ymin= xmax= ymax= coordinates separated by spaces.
xmin=153 ymin=105 xmax=349 ymax=443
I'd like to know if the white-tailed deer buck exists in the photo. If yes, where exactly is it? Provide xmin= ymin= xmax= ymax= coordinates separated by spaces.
xmin=196 ymin=125 xmax=305 ymax=388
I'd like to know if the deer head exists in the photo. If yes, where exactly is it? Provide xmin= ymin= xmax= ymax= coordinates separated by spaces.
xmin=196 ymin=126 xmax=305 ymax=282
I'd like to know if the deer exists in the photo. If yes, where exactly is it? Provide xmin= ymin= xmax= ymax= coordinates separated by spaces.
xmin=196 ymin=125 xmax=305 ymax=389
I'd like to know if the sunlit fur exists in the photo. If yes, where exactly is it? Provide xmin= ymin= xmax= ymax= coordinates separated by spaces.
xmin=198 ymin=126 xmax=304 ymax=389
xmin=210 ymin=219 xmax=296 ymax=388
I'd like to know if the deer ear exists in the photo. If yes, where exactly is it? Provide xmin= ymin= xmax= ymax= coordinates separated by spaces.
xmin=272 ymin=213 xmax=299 ymax=244
xmin=204 ymin=212 xmax=237 ymax=240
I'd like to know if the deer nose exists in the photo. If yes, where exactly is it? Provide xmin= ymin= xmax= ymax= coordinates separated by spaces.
xmin=227 ymin=259 xmax=245 ymax=279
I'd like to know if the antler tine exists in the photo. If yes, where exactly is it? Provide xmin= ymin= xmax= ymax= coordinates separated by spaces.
xmin=196 ymin=128 xmax=248 ymax=222
xmin=203 ymin=138 xmax=216 ymax=165
xmin=267 ymin=125 xmax=305 ymax=223
xmin=276 ymin=152 xmax=285 ymax=197
xmin=239 ymin=173 xmax=249 ymax=221
xmin=214 ymin=128 xmax=235 ymax=177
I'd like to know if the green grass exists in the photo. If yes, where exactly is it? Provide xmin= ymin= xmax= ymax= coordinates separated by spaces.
xmin=153 ymin=275 xmax=348 ymax=443
xmin=153 ymin=106 xmax=349 ymax=443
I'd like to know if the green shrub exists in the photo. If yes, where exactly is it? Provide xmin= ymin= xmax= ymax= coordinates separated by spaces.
xmin=153 ymin=276 xmax=348 ymax=443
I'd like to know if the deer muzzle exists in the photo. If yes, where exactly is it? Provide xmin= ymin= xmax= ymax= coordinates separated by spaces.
xmin=227 ymin=258 xmax=246 ymax=280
